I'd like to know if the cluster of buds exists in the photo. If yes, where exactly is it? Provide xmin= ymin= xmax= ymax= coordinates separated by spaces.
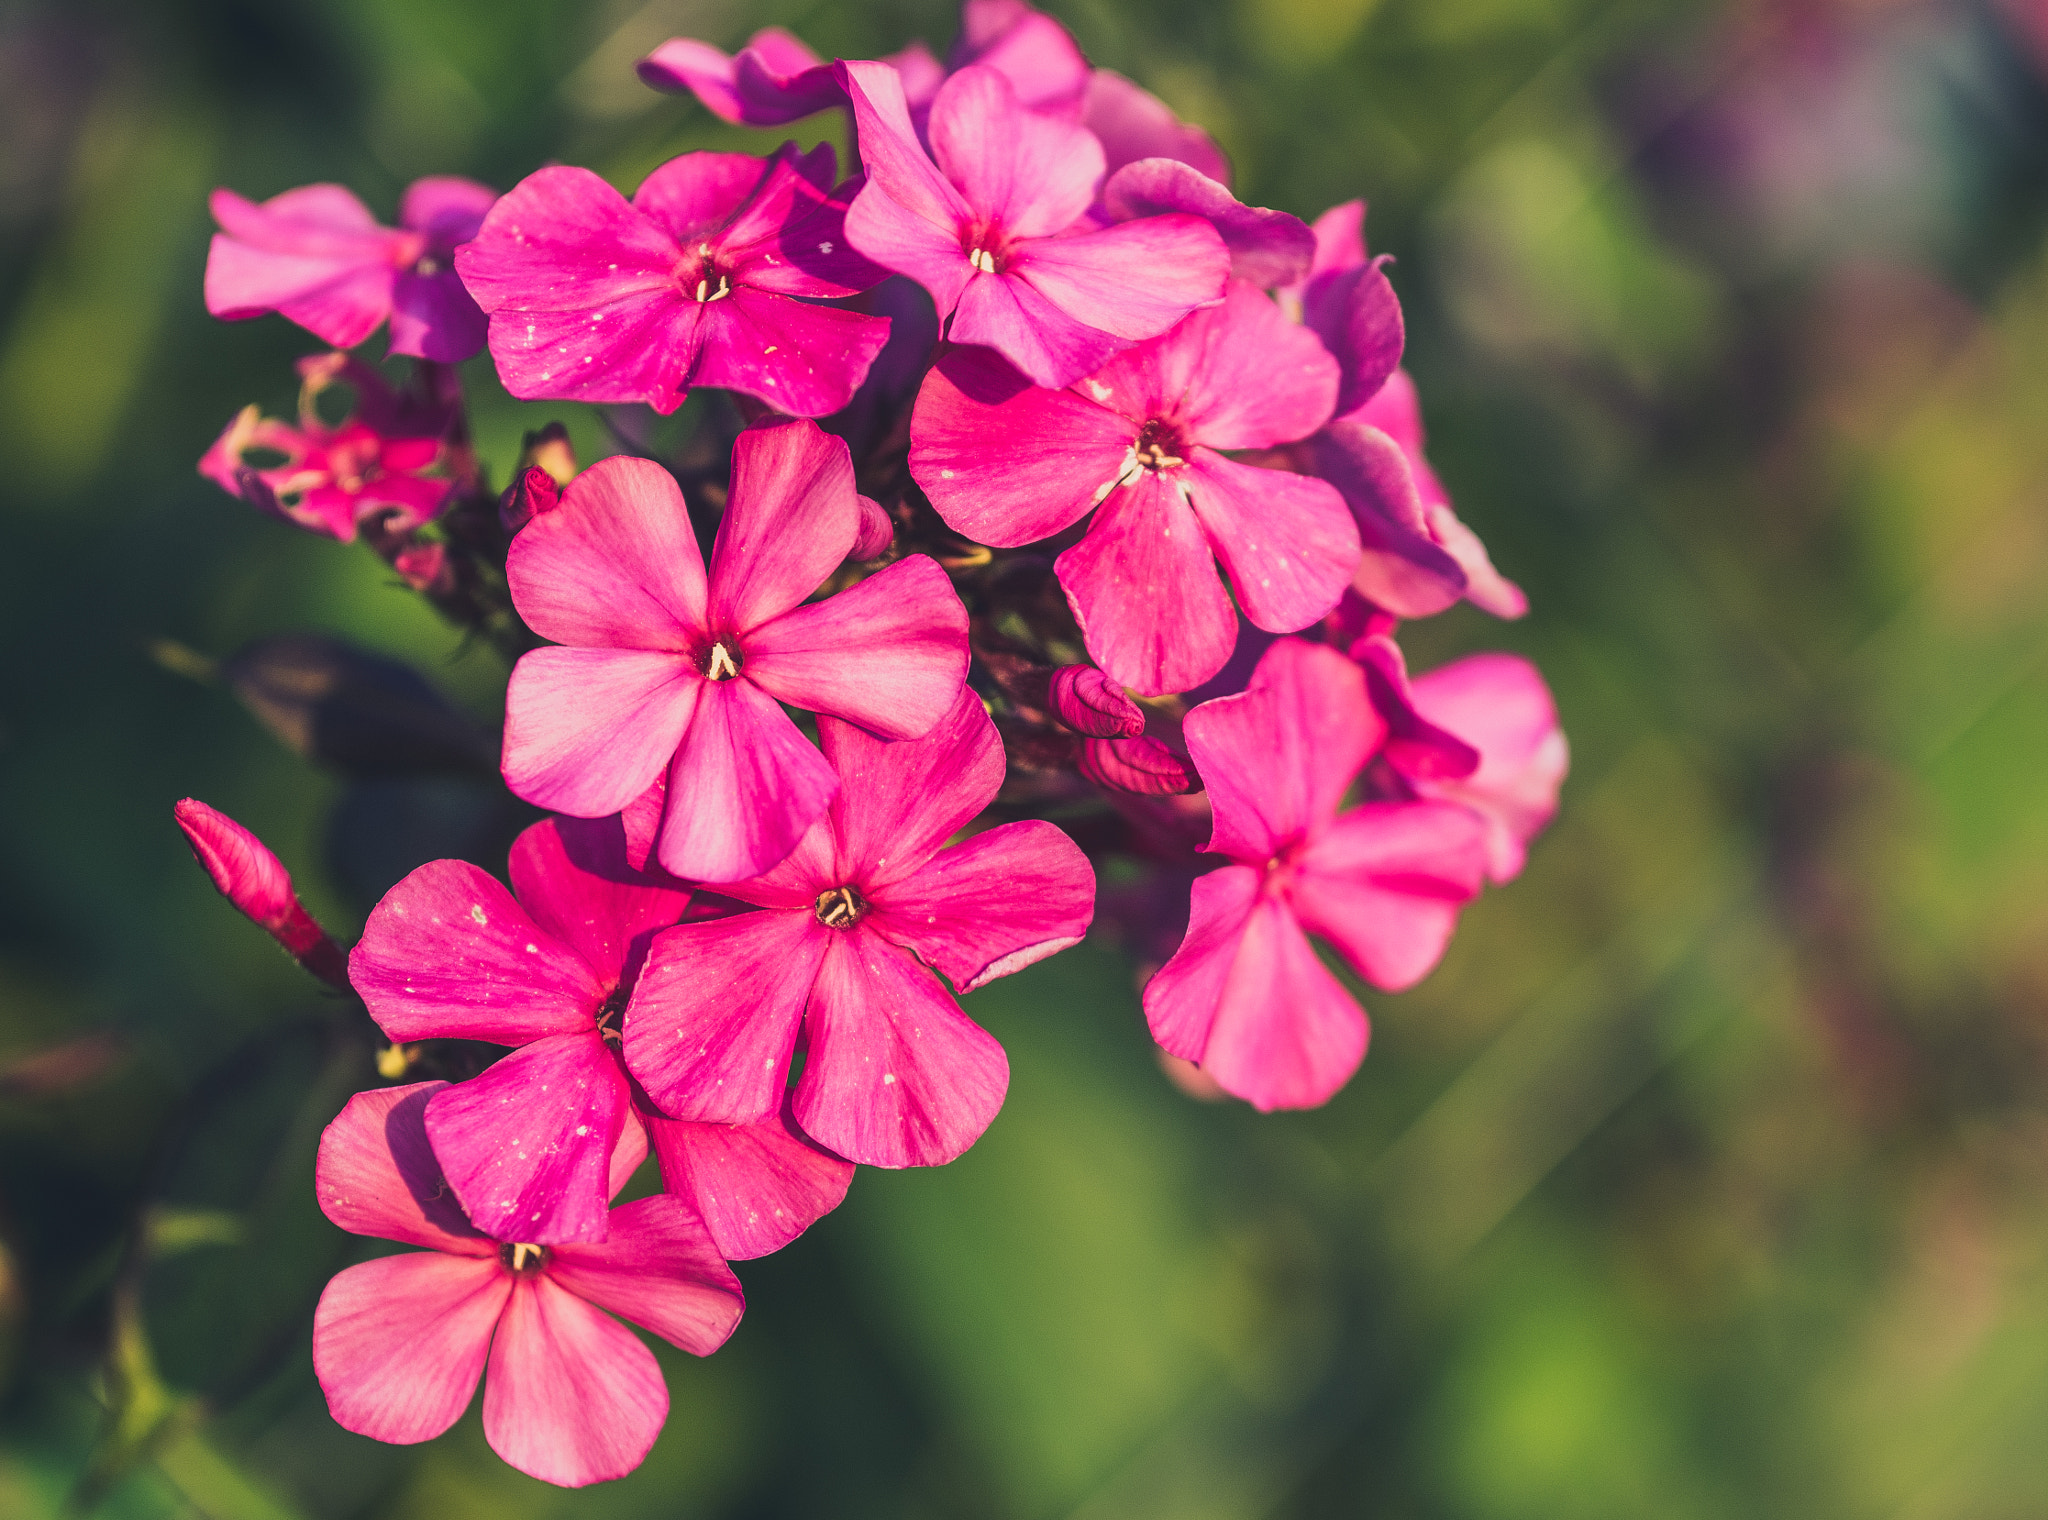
xmin=181 ymin=0 xmax=1566 ymax=1487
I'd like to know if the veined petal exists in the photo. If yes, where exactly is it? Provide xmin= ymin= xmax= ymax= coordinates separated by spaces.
xmin=545 ymin=1194 xmax=744 ymax=1352
xmin=631 ymin=150 xmax=771 ymax=245
xmin=502 ymin=649 xmax=699 ymax=821
xmin=1292 ymin=801 xmax=1486 ymax=991
xmin=508 ymin=816 xmax=692 ymax=990
xmin=658 ymin=679 xmax=838 ymax=883
xmin=690 ymin=288 xmax=892 ymax=419
xmin=1198 ymin=895 xmax=1369 ymax=1111
xmin=948 ymin=270 xmax=1128 ymax=391
xmin=314 ymin=1254 xmax=508 ymax=1446
xmin=644 ymin=1098 xmax=853 ymax=1260
xmin=709 ymin=420 xmax=859 ymax=632
xmin=1101 ymin=161 xmax=1313 ymax=288
xmin=928 ymin=65 xmax=1104 ymax=238
xmin=351 ymin=862 xmax=601 ymax=1045
xmin=1007 ymin=214 xmax=1229 ymax=342
xmin=455 ymin=167 xmax=680 ymax=316
xmin=1166 ymin=281 xmax=1338 ymax=449
xmin=1141 ymin=863 xmax=1259 ymax=1062
xmin=1183 ymin=451 xmax=1358 ymax=635
xmin=716 ymin=143 xmax=888 ymax=295
xmin=315 ymin=1083 xmax=489 ymax=1253
xmin=841 ymin=60 xmax=975 ymax=310
xmin=818 ymin=685 xmax=1004 ymax=891
xmin=869 ymin=820 xmax=1093 ymax=992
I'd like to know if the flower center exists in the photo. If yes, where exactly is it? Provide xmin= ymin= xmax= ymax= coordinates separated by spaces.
xmin=814 ymin=885 xmax=869 ymax=929
xmin=500 ymin=1241 xmax=548 ymax=1275
xmin=414 ymin=255 xmax=441 ymax=277
xmin=685 ymin=242 xmax=733 ymax=303
xmin=968 ymin=246 xmax=999 ymax=274
xmin=699 ymin=640 xmax=744 ymax=680
xmin=595 ymin=985 xmax=628 ymax=1045
xmin=1133 ymin=417 xmax=1188 ymax=471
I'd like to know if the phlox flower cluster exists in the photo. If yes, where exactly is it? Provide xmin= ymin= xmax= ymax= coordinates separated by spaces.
xmin=178 ymin=0 xmax=1568 ymax=1488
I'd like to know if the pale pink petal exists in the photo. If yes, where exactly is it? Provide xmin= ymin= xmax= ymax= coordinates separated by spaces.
xmin=1182 ymin=638 xmax=1384 ymax=861
xmin=742 ymin=555 xmax=969 ymax=740
xmin=1006 ymin=214 xmax=1229 ymax=341
xmin=1084 ymin=70 xmax=1231 ymax=181
xmin=644 ymin=1099 xmax=853 ymax=1260
xmin=425 ymin=1033 xmax=629 ymax=1245
xmin=210 ymin=183 xmax=384 ymax=244
xmin=1184 ymin=452 xmax=1358 ymax=636
xmin=502 ymin=649 xmax=699 ymax=820
xmin=868 ymin=819 xmax=1093 ymax=992
xmin=657 ymin=680 xmax=838 ymax=883
xmin=350 ymin=862 xmax=602 ymax=1044
xmin=315 ymin=1082 xmax=490 ymax=1253
xmin=1292 ymin=801 xmax=1486 ymax=990
xmin=508 ymin=817 xmax=692 ymax=989
xmin=1141 ymin=864 xmax=1259 ymax=1061
xmin=1408 ymin=653 xmax=1567 ymax=882
xmin=1428 ymin=504 xmax=1528 ymax=619
xmin=948 ymin=271 xmax=1129 ymax=390
xmin=818 ymin=686 xmax=1004 ymax=890
xmin=1056 ymin=471 xmax=1239 ymax=696
xmin=950 ymin=0 xmax=1091 ymax=114
xmin=625 ymin=909 xmax=826 ymax=1123
xmin=689 ymin=288 xmax=893 ymax=418
xmin=1168 ymin=281 xmax=1339 ymax=449
xmin=482 ymin=1277 xmax=666 ymax=1488
xmin=545 ymin=1195 xmax=744 ymax=1351
xmin=841 ymin=61 xmax=976 ymax=310
xmin=630 ymin=151 xmax=770 ymax=243
xmin=398 ymin=175 xmax=497 ymax=244
xmin=1310 ymin=421 xmax=1467 ymax=619
xmin=709 ymin=420 xmax=858 ymax=632
xmin=314 ymin=1254 xmax=508 ymax=1446
xmin=1197 ymin=896 xmax=1369 ymax=1111
xmin=909 ymin=345 xmax=1135 ymax=544
xmin=928 ymin=66 xmax=1103 ymax=238
xmin=1101 ymin=161 xmax=1313 ymax=288
xmin=793 ymin=928 xmax=1008 ymax=1168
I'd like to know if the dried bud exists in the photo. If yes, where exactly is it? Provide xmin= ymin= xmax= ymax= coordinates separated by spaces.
xmin=1079 ymin=735 xmax=1192 ymax=796
xmin=174 ymin=799 xmax=349 ymax=989
xmin=499 ymin=465 xmax=561 ymax=534
xmin=392 ymin=541 xmax=448 ymax=592
xmin=1048 ymin=666 xmax=1144 ymax=738
xmin=851 ymin=494 xmax=895 ymax=560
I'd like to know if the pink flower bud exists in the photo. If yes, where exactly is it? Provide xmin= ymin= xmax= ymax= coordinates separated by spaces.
xmin=851 ymin=494 xmax=895 ymax=560
xmin=1048 ymin=665 xmax=1144 ymax=738
xmin=499 ymin=465 xmax=561 ymax=534
xmin=174 ymin=800 xmax=348 ymax=989
xmin=1079 ymin=735 xmax=1192 ymax=795
xmin=392 ymin=541 xmax=448 ymax=592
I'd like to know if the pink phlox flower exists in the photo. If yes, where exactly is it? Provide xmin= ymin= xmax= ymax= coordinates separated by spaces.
xmin=455 ymin=143 xmax=893 ymax=419
xmin=937 ymin=0 xmax=1091 ymax=118
xmin=624 ymin=687 xmax=1096 ymax=1169
xmin=501 ymin=422 xmax=969 ymax=884
xmin=348 ymin=815 xmax=694 ymax=1245
xmin=911 ymin=279 xmax=1358 ymax=695
xmin=197 ymin=353 xmax=456 ymax=542
xmin=1392 ymin=653 xmax=1568 ymax=884
xmin=174 ymin=798 xmax=349 ymax=988
xmin=1097 ymin=159 xmax=1315 ymax=289
xmin=1347 ymin=632 xmax=1481 ymax=782
xmin=637 ymin=26 xmax=844 ymax=124
xmin=1142 ymin=639 xmax=1486 ymax=1111
xmin=842 ymin=59 xmax=1230 ymax=389
xmin=311 ymin=1082 xmax=741 ymax=1488
xmin=205 ymin=175 xmax=496 ymax=361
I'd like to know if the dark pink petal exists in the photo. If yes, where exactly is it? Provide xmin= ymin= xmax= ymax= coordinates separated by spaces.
xmin=794 ymin=928 xmax=1009 ymax=1168
xmin=709 ymin=420 xmax=858 ymax=633
xmin=718 ymin=151 xmax=888 ymax=297
xmin=1351 ymin=636 xmax=1479 ymax=781
xmin=1310 ymin=258 xmax=1405 ymax=419
xmin=658 ymin=680 xmax=838 ymax=883
xmin=425 ymin=1033 xmax=628 ymax=1245
xmin=636 ymin=38 xmax=761 ymax=120
xmin=503 ymin=649 xmax=699 ymax=820
xmin=948 ymin=266 xmax=1129 ymax=390
xmin=1167 ymin=280 xmax=1339 ymax=450
xmin=644 ymin=1099 xmax=853 ymax=1260
xmin=1078 ymin=734 xmax=1193 ymax=795
xmin=869 ymin=819 xmax=1093 ymax=992
xmin=909 ymin=345 xmax=1135 ymax=544
xmin=1429 ymin=504 xmax=1528 ymax=619
xmin=1083 ymin=70 xmax=1231 ymax=182
xmin=1344 ymin=365 xmax=1434 ymax=475
xmin=928 ymin=66 xmax=1104 ymax=238
xmin=399 ymin=175 xmax=498 ymax=244
xmin=506 ymin=454 xmax=709 ymax=649
xmin=631 ymin=151 xmax=771 ymax=244
xmin=949 ymin=0 xmax=1091 ymax=115
xmin=852 ymin=494 xmax=896 ymax=559
xmin=620 ymin=776 xmax=665 ymax=875
xmin=351 ymin=862 xmax=601 ymax=1045
xmin=1005 ymin=214 xmax=1229 ymax=342
xmin=479 ymin=292 xmax=700 ymax=413
xmin=841 ymin=61 xmax=976 ymax=311
xmin=637 ymin=29 xmax=840 ymax=125
xmin=1408 ymin=653 xmax=1568 ymax=883
xmin=743 ymin=555 xmax=969 ymax=741
xmin=625 ymin=909 xmax=826 ymax=1123
xmin=545 ymin=1194 xmax=744 ymax=1351
xmin=1102 ymin=161 xmax=1313 ymax=288
xmin=510 ymin=816 xmax=691 ymax=987
xmin=314 ymin=1253 xmax=507 ymax=1446
xmin=610 ymin=1107 xmax=650 ymax=1199
xmin=1047 ymin=665 xmax=1144 ymax=737
xmin=387 ymin=269 xmax=488 ymax=361
xmin=1183 ymin=638 xmax=1384 ymax=861
xmin=1185 ymin=452 xmax=1358 ymax=636
xmin=482 ymin=1277 xmax=666 ymax=1488
xmin=175 ymin=798 xmax=347 ymax=987
xmin=690 ymin=288 xmax=893 ymax=418
xmin=1292 ymin=800 xmax=1486 ymax=991
xmin=819 ymin=685 xmax=1004 ymax=891
xmin=1195 ymin=895 xmax=1369 ymax=1111
xmin=1056 ymin=471 xmax=1239 ymax=696
xmin=1141 ymin=863 xmax=1258 ymax=1062
xmin=1309 ymin=421 xmax=1467 ymax=619
xmin=315 ymin=1082 xmax=489 ymax=1253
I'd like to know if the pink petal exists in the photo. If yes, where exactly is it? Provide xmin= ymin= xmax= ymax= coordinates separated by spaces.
xmin=509 ymin=816 xmax=691 ymax=987
xmin=1428 ymin=503 xmax=1529 ymax=619
xmin=637 ymin=29 xmax=840 ymax=125
xmin=210 ymin=183 xmax=384 ymax=244
xmin=1047 ymin=664 xmax=1145 ymax=737
xmin=717 ymin=147 xmax=888 ymax=297
xmin=314 ymin=1253 xmax=507 ymax=1446
xmin=398 ymin=175 xmax=498 ymax=244
xmin=794 ymin=927 xmax=1009 ymax=1168
xmin=928 ymin=65 xmax=1104 ymax=239
xmin=1310 ymin=258 xmax=1405 ymax=419
xmin=1078 ymin=734 xmax=1194 ymax=795
xmin=350 ymin=862 xmax=602 ymax=1045
xmin=1310 ymin=421 xmax=1467 ymax=619
xmin=544 ymin=1195 xmax=744 ymax=1351
xmin=947 ymin=269 xmax=1129 ymax=391
xmin=818 ymin=686 xmax=1005 ymax=891
xmin=1351 ymin=635 xmax=1479 ymax=781
xmin=1141 ymin=863 xmax=1258 ymax=1062
xmin=644 ymin=1100 xmax=854 ymax=1260
xmin=1183 ymin=638 xmax=1384 ymax=860
xmin=315 ymin=1082 xmax=490 ymax=1253
xmin=1408 ymin=653 xmax=1568 ymax=883
xmin=708 ymin=420 xmax=858 ymax=633
xmin=506 ymin=454 xmax=709 ymax=649
xmin=1165 ymin=280 xmax=1339 ymax=450
xmin=689 ymin=288 xmax=893 ymax=419
xmin=482 ymin=1277 xmax=666 ymax=1488
xmin=631 ymin=151 xmax=773 ymax=244
xmin=1196 ymin=895 xmax=1369 ymax=1111
xmin=625 ymin=908 xmax=826 ymax=1123
xmin=841 ymin=61 xmax=976 ymax=311
xmin=503 ymin=649 xmax=699 ymax=820
xmin=908 ymin=344 xmax=1135 ymax=544
xmin=1343 ymin=365 xmax=1432 ymax=473
xmin=1291 ymin=801 xmax=1486 ymax=991
xmin=742 ymin=555 xmax=969 ymax=740
xmin=205 ymin=236 xmax=394 ymax=347
xmin=949 ymin=0 xmax=1091 ymax=115
xmin=174 ymin=796 xmax=345 ymax=985
xmin=425 ymin=1033 xmax=629 ymax=1245
xmin=1084 ymin=70 xmax=1231 ymax=182
xmin=868 ymin=819 xmax=1093 ymax=992
xmin=1308 ymin=200 xmax=1367 ymax=280
xmin=1006 ymin=214 xmax=1229 ymax=343
xmin=658 ymin=679 xmax=838 ymax=883
xmin=610 ymin=1107 xmax=650 ymax=1199
xmin=1184 ymin=452 xmax=1358 ymax=636
xmin=1056 ymin=471 xmax=1239 ymax=696
xmin=1101 ymin=161 xmax=1313 ymax=288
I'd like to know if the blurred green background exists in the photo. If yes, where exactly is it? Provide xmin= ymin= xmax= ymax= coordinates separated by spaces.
xmin=6 ymin=0 xmax=2048 ymax=1515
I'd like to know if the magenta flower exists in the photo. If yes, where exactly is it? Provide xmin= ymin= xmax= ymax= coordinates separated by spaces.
xmin=174 ymin=799 xmax=347 ymax=988
xmin=311 ymin=1083 xmax=742 ymax=1488
xmin=1143 ymin=639 xmax=1486 ymax=1110
xmin=502 ymin=422 xmax=969 ymax=883
xmin=911 ymin=280 xmax=1359 ymax=695
xmin=842 ymin=59 xmax=1229 ymax=389
xmin=637 ymin=26 xmax=843 ymax=124
xmin=624 ymin=688 xmax=1096 ymax=1169
xmin=198 ymin=354 xmax=455 ymax=542
xmin=455 ymin=144 xmax=892 ymax=419
xmin=205 ymin=176 xmax=496 ymax=361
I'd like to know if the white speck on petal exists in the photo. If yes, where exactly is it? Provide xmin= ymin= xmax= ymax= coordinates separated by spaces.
xmin=883 ymin=1073 xmax=895 ymax=1084
xmin=470 ymin=905 xmax=488 ymax=926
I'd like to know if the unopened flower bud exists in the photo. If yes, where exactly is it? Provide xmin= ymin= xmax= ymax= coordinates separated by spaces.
xmin=499 ymin=465 xmax=561 ymax=534
xmin=1048 ymin=666 xmax=1144 ymax=738
xmin=174 ymin=799 xmax=349 ymax=989
xmin=851 ymin=494 xmax=894 ymax=560
xmin=392 ymin=541 xmax=448 ymax=592
xmin=1079 ymin=735 xmax=1192 ymax=796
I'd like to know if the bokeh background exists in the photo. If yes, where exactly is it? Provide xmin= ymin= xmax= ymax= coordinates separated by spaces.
xmin=6 ymin=0 xmax=2048 ymax=1514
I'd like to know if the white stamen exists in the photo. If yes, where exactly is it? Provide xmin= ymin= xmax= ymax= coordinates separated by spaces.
xmin=706 ymin=642 xmax=741 ymax=680
xmin=968 ymin=247 xmax=997 ymax=273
